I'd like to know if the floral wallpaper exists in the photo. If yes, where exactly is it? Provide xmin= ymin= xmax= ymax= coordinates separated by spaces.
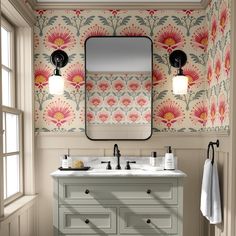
xmin=205 ymin=0 xmax=231 ymax=132
xmin=34 ymin=5 xmax=230 ymax=133
xmin=86 ymin=72 xmax=151 ymax=124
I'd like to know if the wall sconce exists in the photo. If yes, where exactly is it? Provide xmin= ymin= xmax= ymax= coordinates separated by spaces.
xmin=48 ymin=50 xmax=68 ymax=95
xmin=169 ymin=50 xmax=188 ymax=95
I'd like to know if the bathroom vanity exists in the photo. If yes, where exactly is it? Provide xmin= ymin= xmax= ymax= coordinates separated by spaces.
xmin=51 ymin=169 xmax=186 ymax=236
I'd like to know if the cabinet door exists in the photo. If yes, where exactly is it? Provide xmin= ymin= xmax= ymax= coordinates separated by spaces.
xmin=119 ymin=206 xmax=178 ymax=235
xmin=59 ymin=178 xmax=177 ymax=205
xmin=59 ymin=206 xmax=116 ymax=234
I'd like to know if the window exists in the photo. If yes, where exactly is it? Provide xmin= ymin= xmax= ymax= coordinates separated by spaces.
xmin=1 ymin=17 xmax=23 ymax=204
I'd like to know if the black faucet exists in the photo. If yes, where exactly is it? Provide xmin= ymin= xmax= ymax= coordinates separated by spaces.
xmin=113 ymin=144 xmax=121 ymax=169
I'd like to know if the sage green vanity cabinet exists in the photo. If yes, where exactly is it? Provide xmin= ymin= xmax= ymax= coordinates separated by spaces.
xmin=52 ymin=172 xmax=185 ymax=236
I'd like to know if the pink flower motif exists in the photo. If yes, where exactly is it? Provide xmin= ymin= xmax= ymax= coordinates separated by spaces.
xmin=65 ymin=64 xmax=85 ymax=90
xmin=144 ymin=112 xmax=151 ymax=122
xmin=183 ymin=65 xmax=201 ymax=89
xmin=191 ymin=27 xmax=208 ymax=51
xmin=219 ymin=4 xmax=228 ymax=34
xmin=90 ymin=97 xmax=101 ymax=107
xmin=80 ymin=24 xmax=109 ymax=45
xmin=108 ymin=9 xmax=121 ymax=16
xmin=98 ymin=81 xmax=110 ymax=92
xmin=128 ymin=81 xmax=140 ymax=92
xmin=182 ymin=10 xmax=194 ymax=15
xmin=154 ymin=99 xmax=184 ymax=128
xmin=128 ymin=111 xmax=140 ymax=123
xmin=36 ymin=10 xmax=46 ymax=15
xmin=146 ymin=9 xmax=158 ymax=15
xmin=144 ymin=80 xmax=152 ymax=92
xmin=136 ymin=97 xmax=147 ymax=107
xmin=113 ymin=111 xmax=125 ymax=123
xmin=98 ymin=112 xmax=109 ymax=123
xmin=114 ymin=80 xmax=124 ymax=92
xmin=224 ymin=46 xmax=230 ymax=76
xmin=210 ymin=97 xmax=216 ymax=126
xmin=211 ymin=16 xmax=217 ymax=43
xmin=73 ymin=10 xmax=84 ymax=16
xmin=106 ymin=97 xmax=117 ymax=107
xmin=207 ymin=63 xmax=213 ymax=85
xmin=120 ymin=24 xmax=145 ymax=36
xmin=121 ymin=97 xmax=132 ymax=107
xmin=44 ymin=24 xmax=76 ymax=50
xmin=153 ymin=67 xmax=166 ymax=86
xmin=34 ymin=63 xmax=51 ymax=90
xmin=155 ymin=24 xmax=184 ymax=53
xmin=190 ymin=101 xmax=208 ymax=126
xmin=214 ymin=57 xmax=221 ymax=82
xmin=87 ymin=111 xmax=94 ymax=123
xmin=43 ymin=99 xmax=75 ymax=127
xmin=86 ymin=80 xmax=94 ymax=92
xmin=219 ymin=94 xmax=226 ymax=125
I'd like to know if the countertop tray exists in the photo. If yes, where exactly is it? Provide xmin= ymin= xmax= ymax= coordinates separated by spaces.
xmin=58 ymin=167 xmax=91 ymax=171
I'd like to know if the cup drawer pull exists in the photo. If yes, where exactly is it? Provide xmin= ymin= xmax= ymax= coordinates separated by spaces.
xmin=85 ymin=189 xmax=90 ymax=194
xmin=146 ymin=219 xmax=151 ymax=224
xmin=85 ymin=219 xmax=90 ymax=224
xmin=146 ymin=189 xmax=151 ymax=194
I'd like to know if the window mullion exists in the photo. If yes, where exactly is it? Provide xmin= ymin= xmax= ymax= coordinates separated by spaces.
xmin=1 ymin=64 xmax=12 ymax=73
xmin=3 ymin=152 xmax=20 ymax=157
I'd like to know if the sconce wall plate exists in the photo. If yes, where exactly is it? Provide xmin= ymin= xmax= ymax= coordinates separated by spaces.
xmin=169 ymin=50 xmax=187 ymax=68
xmin=50 ymin=50 xmax=69 ymax=68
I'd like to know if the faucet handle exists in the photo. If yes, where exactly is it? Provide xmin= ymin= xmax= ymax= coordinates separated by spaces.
xmin=101 ymin=161 xmax=112 ymax=170
xmin=125 ymin=161 xmax=136 ymax=170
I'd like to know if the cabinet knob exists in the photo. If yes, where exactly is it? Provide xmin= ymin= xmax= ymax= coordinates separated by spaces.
xmin=85 ymin=189 xmax=90 ymax=194
xmin=146 ymin=219 xmax=151 ymax=224
xmin=146 ymin=189 xmax=151 ymax=194
xmin=85 ymin=219 xmax=90 ymax=224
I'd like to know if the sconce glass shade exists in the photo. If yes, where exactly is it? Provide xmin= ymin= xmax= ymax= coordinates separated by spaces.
xmin=48 ymin=74 xmax=64 ymax=95
xmin=172 ymin=75 xmax=188 ymax=95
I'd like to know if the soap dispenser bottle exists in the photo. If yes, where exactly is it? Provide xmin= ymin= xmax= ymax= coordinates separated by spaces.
xmin=62 ymin=155 xmax=69 ymax=169
xmin=164 ymin=146 xmax=175 ymax=170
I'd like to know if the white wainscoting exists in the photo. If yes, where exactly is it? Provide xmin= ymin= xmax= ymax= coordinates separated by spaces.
xmin=0 ymin=196 xmax=38 ymax=236
xmin=35 ymin=132 xmax=230 ymax=236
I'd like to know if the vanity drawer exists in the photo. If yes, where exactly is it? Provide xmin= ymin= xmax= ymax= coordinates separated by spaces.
xmin=59 ymin=206 xmax=116 ymax=234
xmin=119 ymin=206 xmax=178 ymax=235
xmin=58 ymin=179 xmax=178 ymax=205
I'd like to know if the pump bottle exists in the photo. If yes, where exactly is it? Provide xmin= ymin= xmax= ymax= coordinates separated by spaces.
xmin=164 ymin=146 xmax=175 ymax=170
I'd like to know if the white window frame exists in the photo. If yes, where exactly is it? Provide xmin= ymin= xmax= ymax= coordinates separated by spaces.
xmin=1 ymin=17 xmax=23 ymax=205
xmin=2 ymin=106 xmax=23 ymax=205
xmin=1 ymin=17 xmax=15 ymax=108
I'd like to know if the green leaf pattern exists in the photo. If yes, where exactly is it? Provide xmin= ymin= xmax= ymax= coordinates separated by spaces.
xmin=33 ymin=4 xmax=230 ymax=132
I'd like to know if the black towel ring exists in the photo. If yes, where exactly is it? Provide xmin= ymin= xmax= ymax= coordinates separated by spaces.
xmin=207 ymin=140 xmax=219 ymax=165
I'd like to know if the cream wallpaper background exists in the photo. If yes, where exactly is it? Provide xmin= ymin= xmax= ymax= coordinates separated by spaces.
xmin=34 ymin=0 xmax=230 ymax=133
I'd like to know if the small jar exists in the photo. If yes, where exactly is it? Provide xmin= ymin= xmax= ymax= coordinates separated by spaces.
xmin=150 ymin=151 xmax=157 ymax=166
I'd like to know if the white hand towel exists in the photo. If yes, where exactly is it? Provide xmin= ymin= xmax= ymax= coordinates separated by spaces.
xmin=209 ymin=163 xmax=222 ymax=224
xmin=200 ymin=159 xmax=213 ymax=218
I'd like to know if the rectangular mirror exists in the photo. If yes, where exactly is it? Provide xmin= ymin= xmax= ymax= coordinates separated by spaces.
xmin=85 ymin=36 xmax=153 ymax=140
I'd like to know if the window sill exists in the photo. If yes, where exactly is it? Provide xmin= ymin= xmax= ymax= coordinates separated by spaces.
xmin=0 ymin=195 xmax=38 ymax=222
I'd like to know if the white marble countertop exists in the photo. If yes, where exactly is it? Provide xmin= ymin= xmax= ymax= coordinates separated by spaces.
xmin=51 ymin=168 xmax=187 ymax=178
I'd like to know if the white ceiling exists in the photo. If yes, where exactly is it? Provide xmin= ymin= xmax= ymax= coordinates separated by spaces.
xmin=36 ymin=0 xmax=202 ymax=2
